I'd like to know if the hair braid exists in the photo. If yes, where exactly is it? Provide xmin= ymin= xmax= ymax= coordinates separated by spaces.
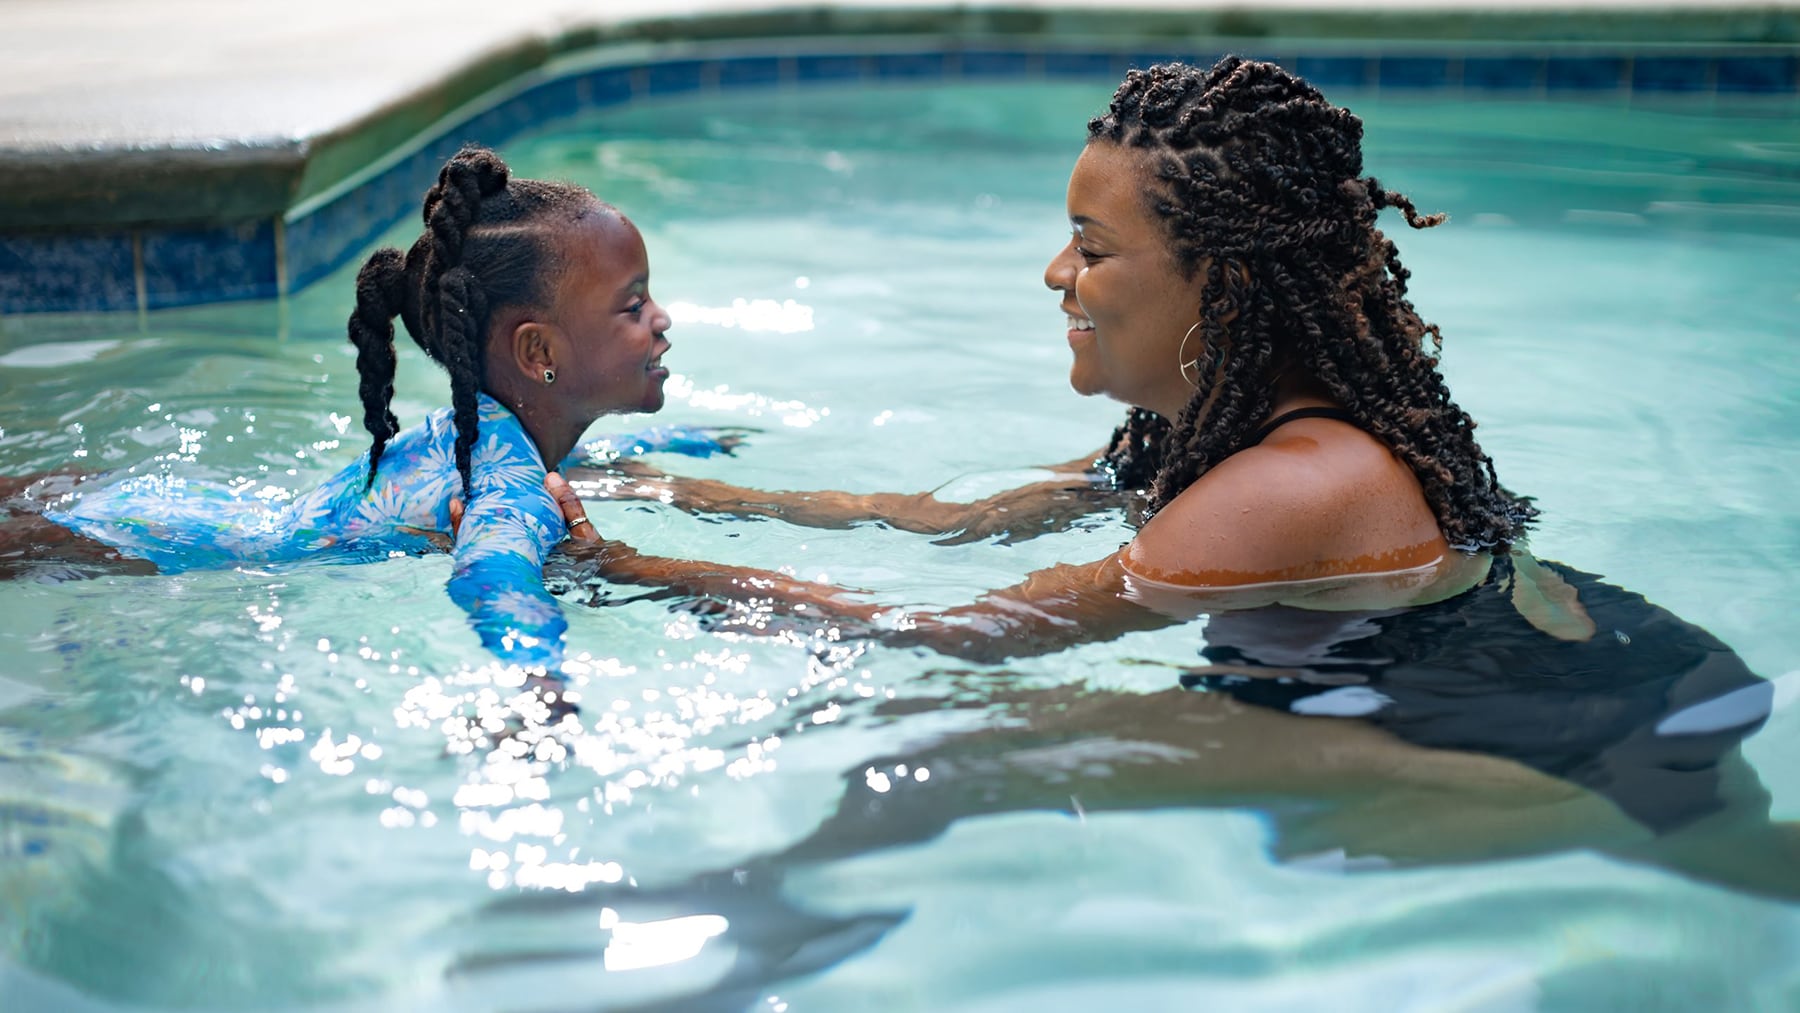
xmin=436 ymin=266 xmax=489 ymax=499
xmin=1091 ymin=57 xmax=1535 ymax=551
xmin=416 ymin=150 xmax=508 ymax=496
xmin=346 ymin=247 xmax=408 ymax=486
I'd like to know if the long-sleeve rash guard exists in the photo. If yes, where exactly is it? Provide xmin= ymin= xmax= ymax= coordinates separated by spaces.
xmin=45 ymin=395 xmax=569 ymax=670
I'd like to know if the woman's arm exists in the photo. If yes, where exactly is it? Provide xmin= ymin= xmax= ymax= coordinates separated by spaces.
xmin=563 ymin=451 xmax=1122 ymax=546
xmin=547 ymin=473 xmax=1168 ymax=662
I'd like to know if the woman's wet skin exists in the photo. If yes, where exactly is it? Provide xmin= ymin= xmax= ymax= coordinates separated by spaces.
xmin=1040 ymin=141 xmax=1462 ymax=595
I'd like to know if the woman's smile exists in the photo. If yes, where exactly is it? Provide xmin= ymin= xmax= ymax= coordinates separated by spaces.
xmin=1065 ymin=309 xmax=1095 ymax=348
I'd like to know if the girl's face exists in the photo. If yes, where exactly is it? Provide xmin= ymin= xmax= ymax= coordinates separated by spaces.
xmin=545 ymin=212 xmax=672 ymax=419
xmin=1043 ymin=142 xmax=1207 ymax=421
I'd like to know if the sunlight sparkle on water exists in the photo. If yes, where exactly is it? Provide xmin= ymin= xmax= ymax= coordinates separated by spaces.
xmin=667 ymin=298 xmax=813 ymax=334
xmin=601 ymin=911 xmax=731 ymax=972
xmin=664 ymin=375 xmax=829 ymax=428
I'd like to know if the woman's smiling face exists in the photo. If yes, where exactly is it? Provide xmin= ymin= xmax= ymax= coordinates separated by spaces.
xmin=1043 ymin=142 xmax=1208 ymax=421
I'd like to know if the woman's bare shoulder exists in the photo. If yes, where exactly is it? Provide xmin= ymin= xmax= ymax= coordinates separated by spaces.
xmin=1122 ymin=419 xmax=1445 ymax=588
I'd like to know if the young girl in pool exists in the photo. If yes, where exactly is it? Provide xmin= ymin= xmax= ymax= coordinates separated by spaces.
xmin=6 ymin=145 xmax=674 ymax=672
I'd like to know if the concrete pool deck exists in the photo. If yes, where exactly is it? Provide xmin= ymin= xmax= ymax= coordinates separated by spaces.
xmin=2 ymin=0 xmax=1796 ymax=314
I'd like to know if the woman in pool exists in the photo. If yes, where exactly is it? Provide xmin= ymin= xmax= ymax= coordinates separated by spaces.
xmin=550 ymin=56 xmax=1541 ymax=650
xmin=486 ymin=60 xmax=1789 ymax=902
xmin=2 ymin=145 xmax=674 ymax=673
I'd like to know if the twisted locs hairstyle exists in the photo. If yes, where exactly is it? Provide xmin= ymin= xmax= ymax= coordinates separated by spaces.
xmin=1091 ymin=57 xmax=1535 ymax=551
xmin=345 ymin=144 xmax=603 ymax=497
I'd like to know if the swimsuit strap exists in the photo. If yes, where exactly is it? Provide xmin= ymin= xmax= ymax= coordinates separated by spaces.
xmin=1247 ymin=406 xmax=1359 ymax=447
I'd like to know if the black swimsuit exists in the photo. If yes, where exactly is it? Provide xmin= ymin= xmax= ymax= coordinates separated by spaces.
xmin=1184 ymin=556 xmax=1771 ymax=834
xmin=1247 ymin=406 xmax=1360 ymax=446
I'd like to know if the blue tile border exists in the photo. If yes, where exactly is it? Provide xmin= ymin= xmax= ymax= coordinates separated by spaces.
xmin=1716 ymin=54 xmax=1796 ymax=94
xmin=1462 ymin=56 xmax=1543 ymax=92
xmin=1043 ymin=51 xmax=1117 ymax=79
xmin=1547 ymin=55 xmax=1628 ymax=92
xmin=0 ymin=232 xmax=137 ymax=315
xmin=1296 ymin=55 xmax=1373 ymax=89
xmin=873 ymin=52 xmax=947 ymax=80
xmin=795 ymin=53 xmax=863 ymax=83
xmin=960 ymin=50 xmax=1034 ymax=78
xmin=1380 ymin=55 xmax=1452 ymax=90
xmin=645 ymin=59 xmax=709 ymax=96
xmin=1634 ymin=55 xmax=1712 ymax=93
xmin=142 ymin=220 xmax=279 ymax=309
xmin=577 ymin=66 xmax=636 ymax=107
xmin=718 ymin=55 xmax=784 ymax=89
xmin=3 ymin=40 xmax=1795 ymax=315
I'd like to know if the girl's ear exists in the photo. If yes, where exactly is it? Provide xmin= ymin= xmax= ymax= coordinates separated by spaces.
xmin=503 ymin=318 xmax=560 ymax=386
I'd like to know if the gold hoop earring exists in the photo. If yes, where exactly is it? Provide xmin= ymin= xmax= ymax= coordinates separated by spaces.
xmin=1176 ymin=321 xmax=1203 ymax=387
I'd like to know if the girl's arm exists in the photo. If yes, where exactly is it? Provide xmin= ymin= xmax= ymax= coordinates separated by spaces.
xmin=447 ymin=496 xmax=568 ymax=670
xmin=445 ymin=441 xmax=573 ymax=671
xmin=563 ymin=451 xmax=1123 ymax=546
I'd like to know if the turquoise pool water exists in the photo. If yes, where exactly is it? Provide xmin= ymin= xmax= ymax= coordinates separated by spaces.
xmin=1 ymin=81 xmax=1798 ymax=1009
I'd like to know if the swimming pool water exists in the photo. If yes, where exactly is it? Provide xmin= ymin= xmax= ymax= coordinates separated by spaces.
xmin=1 ymin=81 xmax=1797 ymax=1009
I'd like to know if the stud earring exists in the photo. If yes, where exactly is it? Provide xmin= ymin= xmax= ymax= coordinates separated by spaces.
xmin=543 ymin=369 xmax=556 ymax=385
xmin=1176 ymin=322 xmax=1203 ymax=386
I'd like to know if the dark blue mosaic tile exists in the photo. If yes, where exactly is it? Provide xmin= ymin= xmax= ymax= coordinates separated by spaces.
xmin=0 ymin=232 xmax=136 ymax=314
xmin=286 ymin=193 xmax=386 ymax=293
xmin=1380 ymin=56 xmax=1450 ymax=90
xmin=376 ymin=155 xmax=431 ymax=219
xmin=1633 ymin=56 xmax=1711 ymax=93
xmin=1295 ymin=55 xmax=1371 ymax=89
xmin=718 ymin=56 xmax=782 ymax=89
xmin=1043 ymin=51 xmax=1117 ymax=78
xmin=1230 ymin=49 xmax=1289 ymax=69
xmin=285 ymin=155 xmax=424 ymax=293
xmin=1127 ymin=52 xmax=1195 ymax=70
xmin=1715 ymin=55 xmax=1796 ymax=94
xmin=1546 ymin=56 xmax=1626 ymax=91
xmin=576 ymin=67 xmax=635 ymax=107
xmin=645 ymin=60 xmax=708 ymax=96
xmin=517 ymin=75 xmax=583 ymax=126
xmin=959 ymin=50 xmax=1033 ymax=78
xmin=873 ymin=52 xmax=946 ymax=80
xmin=1462 ymin=56 xmax=1542 ymax=91
xmin=457 ymin=92 xmax=541 ymax=149
xmin=142 ymin=220 xmax=278 ymax=309
xmin=795 ymin=54 xmax=862 ymax=82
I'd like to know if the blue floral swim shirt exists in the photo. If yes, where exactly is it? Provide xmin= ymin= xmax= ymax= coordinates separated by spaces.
xmin=45 ymin=395 xmax=569 ymax=670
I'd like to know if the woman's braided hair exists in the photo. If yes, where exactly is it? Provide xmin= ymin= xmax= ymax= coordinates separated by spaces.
xmin=345 ymin=144 xmax=601 ymax=497
xmin=1092 ymin=57 xmax=1535 ymax=551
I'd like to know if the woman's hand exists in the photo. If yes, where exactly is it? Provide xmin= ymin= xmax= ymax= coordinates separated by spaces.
xmin=545 ymin=471 xmax=602 ymax=544
xmin=452 ymin=473 xmax=605 ymax=546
